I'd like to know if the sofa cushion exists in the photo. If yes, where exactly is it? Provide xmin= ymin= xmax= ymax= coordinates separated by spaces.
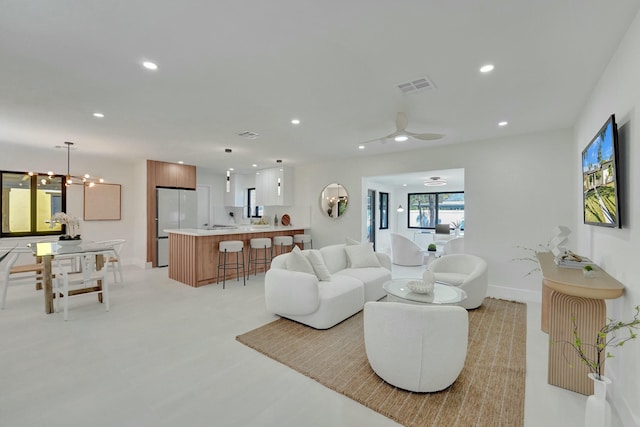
xmin=285 ymin=246 xmax=315 ymax=276
xmin=345 ymin=244 xmax=382 ymax=268
xmin=433 ymin=272 xmax=467 ymax=286
xmin=320 ymin=244 xmax=348 ymax=273
xmin=305 ymin=249 xmax=332 ymax=281
xmin=337 ymin=267 xmax=391 ymax=302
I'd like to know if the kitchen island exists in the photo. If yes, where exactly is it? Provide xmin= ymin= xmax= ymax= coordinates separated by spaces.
xmin=165 ymin=226 xmax=307 ymax=287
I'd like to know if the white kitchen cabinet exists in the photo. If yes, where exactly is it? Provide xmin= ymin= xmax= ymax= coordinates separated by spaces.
xmin=255 ymin=167 xmax=293 ymax=206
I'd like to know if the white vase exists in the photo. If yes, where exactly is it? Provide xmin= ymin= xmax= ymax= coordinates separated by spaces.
xmin=585 ymin=373 xmax=611 ymax=427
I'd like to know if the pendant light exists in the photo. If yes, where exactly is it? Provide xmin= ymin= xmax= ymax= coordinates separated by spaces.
xmin=62 ymin=141 xmax=104 ymax=187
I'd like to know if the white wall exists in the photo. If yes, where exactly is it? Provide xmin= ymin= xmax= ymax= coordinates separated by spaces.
xmin=0 ymin=143 xmax=142 ymax=266
xmin=573 ymin=9 xmax=640 ymax=425
xmin=293 ymin=128 xmax=576 ymax=301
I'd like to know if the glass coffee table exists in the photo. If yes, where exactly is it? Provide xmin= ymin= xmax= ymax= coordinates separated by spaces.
xmin=383 ymin=278 xmax=467 ymax=305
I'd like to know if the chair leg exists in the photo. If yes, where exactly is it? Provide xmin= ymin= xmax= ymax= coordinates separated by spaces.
xmin=222 ymin=250 xmax=227 ymax=289
xmin=63 ymin=279 xmax=69 ymax=321
xmin=104 ymin=279 xmax=109 ymax=312
xmin=241 ymin=249 xmax=246 ymax=286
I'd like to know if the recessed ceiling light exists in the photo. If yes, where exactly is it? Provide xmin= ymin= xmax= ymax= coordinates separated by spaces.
xmin=498 ymin=121 xmax=508 ymax=127
xmin=402 ymin=184 xmax=407 ymax=187
xmin=291 ymin=119 xmax=300 ymax=125
xmin=394 ymin=135 xmax=409 ymax=142
xmin=358 ymin=145 xmax=365 ymax=150
xmin=142 ymin=61 xmax=158 ymax=70
xmin=480 ymin=64 xmax=494 ymax=73
xmin=229 ymin=167 xmax=234 ymax=171
xmin=252 ymin=164 xmax=258 ymax=168
xmin=178 ymin=161 xmax=184 ymax=164
xmin=93 ymin=112 xmax=104 ymax=118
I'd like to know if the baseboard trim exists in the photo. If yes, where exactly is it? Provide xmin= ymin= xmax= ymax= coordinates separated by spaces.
xmin=487 ymin=285 xmax=541 ymax=304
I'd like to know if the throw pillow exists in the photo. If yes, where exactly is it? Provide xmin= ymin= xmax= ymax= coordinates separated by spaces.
xmin=285 ymin=246 xmax=316 ymax=276
xmin=305 ymin=250 xmax=332 ymax=281
xmin=344 ymin=244 xmax=381 ymax=268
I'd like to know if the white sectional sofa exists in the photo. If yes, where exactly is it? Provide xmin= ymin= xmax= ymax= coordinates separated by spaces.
xmin=265 ymin=243 xmax=392 ymax=329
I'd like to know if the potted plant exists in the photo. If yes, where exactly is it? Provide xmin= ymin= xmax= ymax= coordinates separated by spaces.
xmin=567 ymin=305 xmax=639 ymax=381
xmin=427 ymin=243 xmax=437 ymax=252
xmin=583 ymin=264 xmax=595 ymax=277
xmin=566 ymin=306 xmax=639 ymax=426
xmin=50 ymin=212 xmax=81 ymax=242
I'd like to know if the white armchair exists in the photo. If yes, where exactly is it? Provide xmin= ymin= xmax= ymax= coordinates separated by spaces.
xmin=389 ymin=233 xmax=424 ymax=266
xmin=364 ymin=301 xmax=468 ymax=392
xmin=427 ymin=254 xmax=488 ymax=309
xmin=443 ymin=237 xmax=465 ymax=254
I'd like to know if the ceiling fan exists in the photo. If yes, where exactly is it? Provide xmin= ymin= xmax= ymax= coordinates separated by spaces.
xmin=360 ymin=112 xmax=444 ymax=145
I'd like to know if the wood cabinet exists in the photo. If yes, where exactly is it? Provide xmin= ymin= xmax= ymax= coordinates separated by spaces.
xmin=154 ymin=160 xmax=196 ymax=189
xmin=537 ymin=252 xmax=624 ymax=395
xmin=168 ymin=228 xmax=305 ymax=287
xmin=255 ymin=166 xmax=293 ymax=206
xmin=147 ymin=159 xmax=197 ymax=267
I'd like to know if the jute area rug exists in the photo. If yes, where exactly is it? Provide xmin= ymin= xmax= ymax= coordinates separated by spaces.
xmin=236 ymin=298 xmax=526 ymax=427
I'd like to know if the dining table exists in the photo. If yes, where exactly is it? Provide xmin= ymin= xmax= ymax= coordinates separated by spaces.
xmin=30 ymin=241 xmax=115 ymax=314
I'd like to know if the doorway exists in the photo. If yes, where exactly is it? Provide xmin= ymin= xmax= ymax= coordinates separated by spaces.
xmin=367 ymin=189 xmax=376 ymax=250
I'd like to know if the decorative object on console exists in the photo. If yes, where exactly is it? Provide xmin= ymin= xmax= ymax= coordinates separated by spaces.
xmin=583 ymin=265 xmax=595 ymax=277
xmin=550 ymin=225 xmax=571 ymax=257
xmin=427 ymin=243 xmax=437 ymax=252
xmin=281 ymin=214 xmax=290 ymax=226
xmin=563 ymin=306 xmax=638 ymax=427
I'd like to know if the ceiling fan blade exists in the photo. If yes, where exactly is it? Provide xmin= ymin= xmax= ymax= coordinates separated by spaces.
xmin=395 ymin=112 xmax=408 ymax=132
xmin=407 ymin=131 xmax=444 ymax=141
xmin=359 ymin=137 xmax=385 ymax=145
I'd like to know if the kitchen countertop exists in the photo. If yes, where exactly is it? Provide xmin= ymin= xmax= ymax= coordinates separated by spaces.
xmin=164 ymin=225 xmax=309 ymax=236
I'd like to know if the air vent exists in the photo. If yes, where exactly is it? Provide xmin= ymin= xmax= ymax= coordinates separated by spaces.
xmin=238 ymin=131 xmax=260 ymax=139
xmin=397 ymin=76 xmax=435 ymax=94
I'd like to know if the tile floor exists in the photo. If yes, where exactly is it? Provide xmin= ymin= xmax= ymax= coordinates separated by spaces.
xmin=0 ymin=264 xmax=622 ymax=426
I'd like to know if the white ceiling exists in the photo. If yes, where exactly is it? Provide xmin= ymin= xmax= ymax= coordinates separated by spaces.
xmin=1 ymin=1 xmax=639 ymax=176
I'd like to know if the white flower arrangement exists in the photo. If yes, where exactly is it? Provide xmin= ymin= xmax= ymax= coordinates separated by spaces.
xmin=50 ymin=212 xmax=81 ymax=238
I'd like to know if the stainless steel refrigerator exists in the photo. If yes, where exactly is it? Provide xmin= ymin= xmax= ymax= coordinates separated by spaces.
xmin=156 ymin=188 xmax=197 ymax=267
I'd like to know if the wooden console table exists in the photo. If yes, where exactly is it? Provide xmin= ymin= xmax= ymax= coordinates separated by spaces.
xmin=537 ymin=251 xmax=624 ymax=395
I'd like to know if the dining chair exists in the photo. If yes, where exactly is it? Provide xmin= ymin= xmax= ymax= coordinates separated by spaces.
xmin=1 ymin=246 xmax=43 ymax=309
xmin=95 ymin=239 xmax=125 ymax=283
xmin=53 ymin=250 xmax=113 ymax=321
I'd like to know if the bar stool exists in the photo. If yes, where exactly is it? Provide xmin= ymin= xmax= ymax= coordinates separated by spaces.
xmin=294 ymin=234 xmax=313 ymax=250
xmin=272 ymin=235 xmax=294 ymax=257
xmin=247 ymin=238 xmax=272 ymax=278
xmin=217 ymin=240 xmax=246 ymax=289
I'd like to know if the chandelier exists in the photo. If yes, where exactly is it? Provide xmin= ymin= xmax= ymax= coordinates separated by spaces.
xmin=59 ymin=141 xmax=104 ymax=187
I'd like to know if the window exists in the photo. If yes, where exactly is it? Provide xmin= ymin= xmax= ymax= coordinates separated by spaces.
xmin=247 ymin=188 xmax=263 ymax=218
xmin=1 ymin=171 xmax=66 ymax=237
xmin=407 ymin=192 xmax=464 ymax=230
xmin=379 ymin=192 xmax=388 ymax=229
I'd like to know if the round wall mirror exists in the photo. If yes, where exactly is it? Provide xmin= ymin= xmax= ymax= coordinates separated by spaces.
xmin=320 ymin=183 xmax=349 ymax=218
